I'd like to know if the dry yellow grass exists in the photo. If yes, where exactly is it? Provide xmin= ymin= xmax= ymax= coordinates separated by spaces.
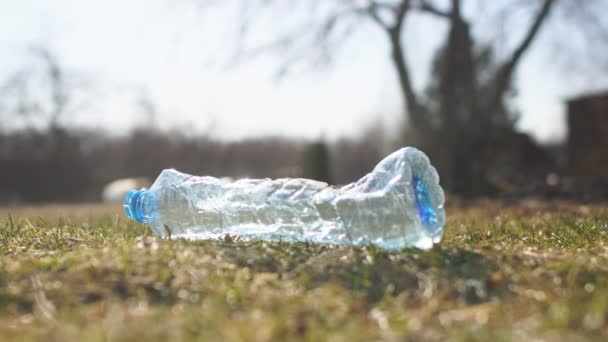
xmin=0 ymin=200 xmax=607 ymax=341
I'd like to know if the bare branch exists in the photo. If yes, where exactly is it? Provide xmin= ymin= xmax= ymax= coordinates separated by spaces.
xmin=507 ymin=0 xmax=555 ymax=73
xmin=365 ymin=1 xmax=390 ymax=29
xmin=416 ymin=0 xmax=450 ymax=18
xmin=228 ymin=1 xmax=381 ymax=77
xmin=488 ymin=0 xmax=556 ymax=109
xmin=30 ymin=47 xmax=68 ymax=128
xmin=392 ymin=0 xmax=410 ymax=32
xmin=381 ymin=0 xmax=433 ymax=133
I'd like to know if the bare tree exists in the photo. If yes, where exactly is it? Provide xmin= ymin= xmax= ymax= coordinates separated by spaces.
xmin=203 ymin=0 xmax=607 ymax=195
xmin=0 ymin=47 xmax=93 ymax=201
xmin=0 ymin=46 xmax=88 ymax=132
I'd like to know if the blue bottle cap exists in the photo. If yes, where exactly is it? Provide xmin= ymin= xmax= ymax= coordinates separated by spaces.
xmin=123 ymin=189 xmax=150 ymax=223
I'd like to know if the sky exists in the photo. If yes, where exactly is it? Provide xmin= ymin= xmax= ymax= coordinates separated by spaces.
xmin=0 ymin=0 xmax=606 ymax=143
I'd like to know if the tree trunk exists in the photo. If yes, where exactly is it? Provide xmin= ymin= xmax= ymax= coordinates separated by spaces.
xmin=383 ymin=0 xmax=556 ymax=196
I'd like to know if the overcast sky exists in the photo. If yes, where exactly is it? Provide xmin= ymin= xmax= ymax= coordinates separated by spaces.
xmin=1 ymin=0 xmax=606 ymax=142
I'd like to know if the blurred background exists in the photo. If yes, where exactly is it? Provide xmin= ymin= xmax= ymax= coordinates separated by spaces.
xmin=0 ymin=0 xmax=607 ymax=204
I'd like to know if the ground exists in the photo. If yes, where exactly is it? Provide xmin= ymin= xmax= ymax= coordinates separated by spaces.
xmin=1 ymin=200 xmax=607 ymax=341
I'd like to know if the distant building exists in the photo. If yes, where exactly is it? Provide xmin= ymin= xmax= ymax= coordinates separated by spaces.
xmin=567 ymin=91 xmax=608 ymax=180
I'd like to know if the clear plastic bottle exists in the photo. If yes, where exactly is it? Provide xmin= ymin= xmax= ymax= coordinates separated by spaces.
xmin=123 ymin=147 xmax=445 ymax=250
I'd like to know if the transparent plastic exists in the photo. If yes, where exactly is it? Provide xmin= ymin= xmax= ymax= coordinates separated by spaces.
xmin=124 ymin=147 xmax=445 ymax=250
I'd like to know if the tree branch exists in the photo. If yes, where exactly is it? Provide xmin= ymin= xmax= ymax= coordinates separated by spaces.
xmin=489 ymin=0 xmax=556 ymax=109
xmin=360 ymin=0 xmax=432 ymax=132
xmin=392 ymin=0 xmax=410 ymax=32
xmin=416 ymin=0 xmax=451 ymax=18
xmin=231 ymin=3 xmax=363 ymax=77
xmin=365 ymin=1 xmax=390 ymax=29
xmin=381 ymin=0 xmax=433 ymax=134
xmin=506 ymin=0 xmax=555 ymax=72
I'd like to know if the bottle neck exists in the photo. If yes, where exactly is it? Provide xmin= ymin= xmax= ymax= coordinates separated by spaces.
xmin=124 ymin=189 xmax=151 ymax=223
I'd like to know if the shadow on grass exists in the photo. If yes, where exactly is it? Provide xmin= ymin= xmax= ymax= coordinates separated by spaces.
xmin=227 ymin=242 xmax=505 ymax=304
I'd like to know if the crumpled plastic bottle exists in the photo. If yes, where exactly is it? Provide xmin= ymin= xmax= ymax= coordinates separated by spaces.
xmin=124 ymin=147 xmax=445 ymax=250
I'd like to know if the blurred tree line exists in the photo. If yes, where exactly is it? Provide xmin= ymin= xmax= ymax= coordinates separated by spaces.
xmin=0 ymin=47 xmax=389 ymax=203
xmin=0 ymin=127 xmax=389 ymax=202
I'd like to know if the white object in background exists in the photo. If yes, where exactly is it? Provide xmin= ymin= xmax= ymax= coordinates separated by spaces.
xmin=102 ymin=178 xmax=151 ymax=203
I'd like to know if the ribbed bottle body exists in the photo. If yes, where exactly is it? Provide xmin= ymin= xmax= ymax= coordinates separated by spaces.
xmin=127 ymin=147 xmax=445 ymax=250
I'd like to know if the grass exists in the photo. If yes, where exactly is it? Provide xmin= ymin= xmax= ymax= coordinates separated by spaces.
xmin=0 ymin=200 xmax=607 ymax=341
